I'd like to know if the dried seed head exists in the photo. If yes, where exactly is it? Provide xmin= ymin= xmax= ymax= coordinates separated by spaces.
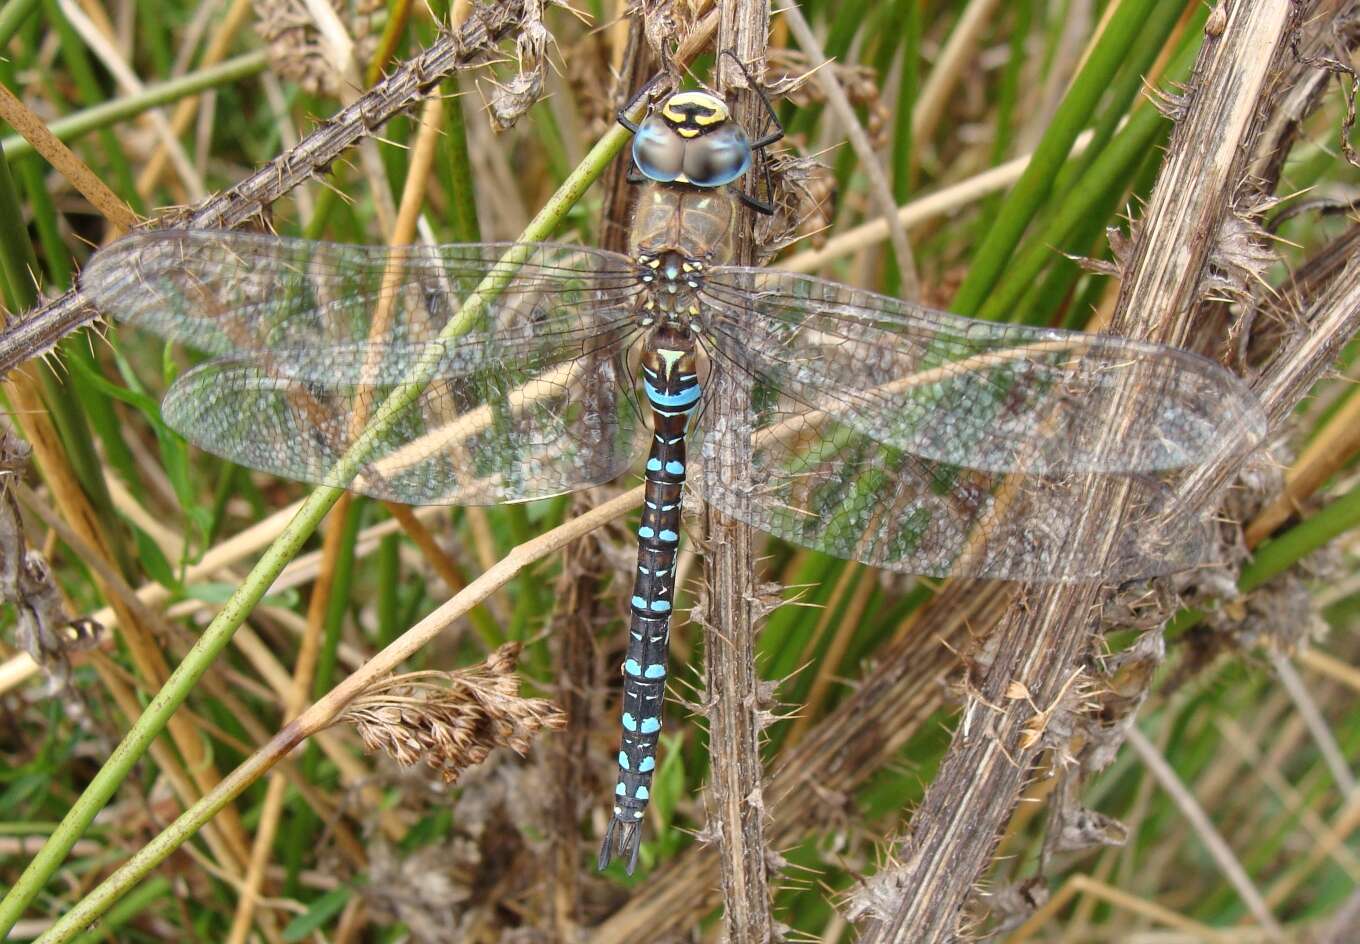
xmin=253 ymin=0 xmax=385 ymax=98
xmin=337 ymin=643 xmax=566 ymax=784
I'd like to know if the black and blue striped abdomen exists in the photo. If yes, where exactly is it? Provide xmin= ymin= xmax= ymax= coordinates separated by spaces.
xmin=598 ymin=325 xmax=699 ymax=873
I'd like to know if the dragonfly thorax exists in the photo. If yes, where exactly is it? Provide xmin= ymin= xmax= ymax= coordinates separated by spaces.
xmin=637 ymin=249 xmax=706 ymax=330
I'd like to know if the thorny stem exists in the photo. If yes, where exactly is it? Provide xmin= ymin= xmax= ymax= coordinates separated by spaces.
xmin=700 ymin=1 xmax=776 ymax=941
xmin=858 ymin=3 xmax=1297 ymax=941
xmin=0 ymin=42 xmax=639 ymax=944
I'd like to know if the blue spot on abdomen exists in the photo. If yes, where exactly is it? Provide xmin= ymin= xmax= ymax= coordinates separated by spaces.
xmin=645 ymin=380 xmax=701 ymax=409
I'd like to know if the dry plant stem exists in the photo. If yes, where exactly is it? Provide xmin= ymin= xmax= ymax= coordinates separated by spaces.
xmin=779 ymin=3 xmax=919 ymax=298
xmin=1215 ymin=715 xmax=1360 ymax=880
xmin=4 ymin=24 xmax=636 ymax=936
xmin=783 ymin=565 xmax=874 ymax=747
xmin=56 ymin=0 xmax=205 ymax=199
xmin=856 ymin=5 xmax=1296 ymax=941
xmin=0 ymin=82 xmax=138 ymax=230
xmin=136 ymin=0 xmax=254 ymax=195
xmin=0 ymin=3 xmax=527 ymax=376
xmin=1009 ymin=872 xmax=1249 ymax=944
xmin=698 ymin=2 xmax=776 ymax=942
xmin=32 ymin=486 xmax=644 ymax=944
xmin=1269 ymin=652 xmax=1357 ymax=794
xmin=0 ymin=500 xmax=465 ymax=696
xmin=86 ymin=655 xmax=254 ymax=903
xmin=12 ymin=484 xmax=258 ymax=873
xmin=1185 ymin=248 xmax=1360 ymax=514
xmin=1125 ymin=727 xmax=1283 ymax=937
xmin=227 ymin=96 xmax=445 ymax=943
xmin=1264 ymin=777 xmax=1360 ymax=910
xmin=381 ymin=500 xmax=475 ymax=600
xmin=911 ymin=0 xmax=1004 ymax=155
xmin=546 ymin=496 xmax=605 ymax=938
xmin=1299 ymin=647 xmax=1360 ymax=692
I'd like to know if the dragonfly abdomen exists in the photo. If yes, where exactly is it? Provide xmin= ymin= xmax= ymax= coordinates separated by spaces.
xmin=599 ymin=327 xmax=698 ymax=873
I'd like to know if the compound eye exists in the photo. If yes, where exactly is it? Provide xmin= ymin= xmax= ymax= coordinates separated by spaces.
xmin=682 ymin=123 xmax=752 ymax=187
xmin=632 ymin=115 xmax=684 ymax=182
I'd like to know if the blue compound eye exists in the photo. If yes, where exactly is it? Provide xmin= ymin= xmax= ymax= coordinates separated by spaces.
xmin=632 ymin=115 xmax=684 ymax=182
xmin=682 ymin=123 xmax=752 ymax=187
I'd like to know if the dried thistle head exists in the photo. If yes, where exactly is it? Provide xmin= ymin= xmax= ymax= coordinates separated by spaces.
xmin=487 ymin=0 xmax=581 ymax=130
xmin=253 ymin=0 xmax=385 ymax=97
xmin=337 ymin=643 xmax=566 ymax=784
xmin=767 ymin=48 xmax=892 ymax=150
xmin=754 ymin=151 xmax=834 ymax=260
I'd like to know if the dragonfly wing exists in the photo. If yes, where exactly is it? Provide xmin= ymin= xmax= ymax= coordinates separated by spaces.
xmin=160 ymin=335 xmax=643 ymax=505
xmin=81 ymin=229 xmax=642 ymax=375
xmin=687 ymin=398 xmax=1212 ymax=581
xmin=699 ymin=268 xmax=1266 ymax=476
xmin=82 ymin=230 xmax=647 ymax=504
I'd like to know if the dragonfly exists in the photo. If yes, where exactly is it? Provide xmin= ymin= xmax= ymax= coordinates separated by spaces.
xmin=80 ymin=76 xmax=1266 ymax=875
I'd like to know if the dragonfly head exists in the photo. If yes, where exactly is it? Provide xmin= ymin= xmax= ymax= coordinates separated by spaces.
xmin=632 ymin=90 xmax=752 ymax=188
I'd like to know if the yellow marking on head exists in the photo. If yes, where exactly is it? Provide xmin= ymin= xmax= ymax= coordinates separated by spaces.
xmin=648 ymin=258 xmax=661 ymax=268
xmin=661 ymin=90 xmax=730 ymax=128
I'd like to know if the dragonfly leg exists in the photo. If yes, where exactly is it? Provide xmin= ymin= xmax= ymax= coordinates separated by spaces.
xmin=617 ymin=69 xmax=672 ymax=134
xmin=719 ymin=49 xmax=785 ymax=149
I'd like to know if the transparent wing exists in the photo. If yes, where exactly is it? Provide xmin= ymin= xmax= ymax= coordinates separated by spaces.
xmin=82 ymin=230 xmax=648 ymax=504
xmin=688 ymin=383 xmax=1212 ymax=581
xmin=81 ymin=229 xmax=644 ymax=380
xmin=699 ymin=268 xmax=1266 ymax=476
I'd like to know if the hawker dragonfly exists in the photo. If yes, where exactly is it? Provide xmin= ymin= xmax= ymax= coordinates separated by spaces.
xmin=80 ymin=80 xmax=1266 ymax=875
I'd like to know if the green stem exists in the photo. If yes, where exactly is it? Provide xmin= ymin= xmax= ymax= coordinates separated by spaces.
xmin=976 ymin=99 xmax=1166 ymax=321
xmin=0 ymin=112 xmax=636 ymax=944
xmin=950 ymin=0 xmax=1158 ymax=316
xmin=68 ymin=876 xmax=172 ymax=944
xmin=440 ymin=78 xmax=481 ymax=244
xmin=0 ymin=52 xmax=268 ymax=161
xmin=0 ymin=0 xmax=38 ymax=47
